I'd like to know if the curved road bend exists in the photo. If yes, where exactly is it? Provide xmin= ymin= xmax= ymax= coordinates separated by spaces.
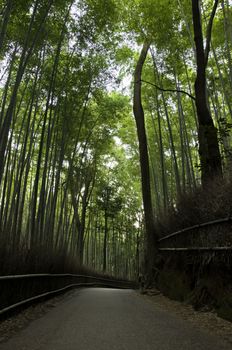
xmin=0 ymin=288 xmax=230 ymax=350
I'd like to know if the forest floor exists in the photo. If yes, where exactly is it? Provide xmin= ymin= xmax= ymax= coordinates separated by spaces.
xmin=0 ymin=288 xmax=231 ymax=346
xmin=141 ymin=288 xmax=232 ymax=346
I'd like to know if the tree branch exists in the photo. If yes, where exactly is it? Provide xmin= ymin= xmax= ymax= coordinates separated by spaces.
xmin=138 ymin=79 xmax=196 ymax=100
xmin=205 ymin=0 xmax=219 ymax=66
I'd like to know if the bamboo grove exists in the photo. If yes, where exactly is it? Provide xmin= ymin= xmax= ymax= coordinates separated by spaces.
xmin=0 ymin=0 xmax=231 ymax=279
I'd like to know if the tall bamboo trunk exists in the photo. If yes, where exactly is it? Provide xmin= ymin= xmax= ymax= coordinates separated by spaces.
xmin=133 ymin=42 xmax=158 ymax=281
xmin=192 ymin=0 xmax=222 ymax=185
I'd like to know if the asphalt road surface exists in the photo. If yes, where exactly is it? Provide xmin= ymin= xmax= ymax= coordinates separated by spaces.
xmin=0 ymin=288 xmax=231 ymax=350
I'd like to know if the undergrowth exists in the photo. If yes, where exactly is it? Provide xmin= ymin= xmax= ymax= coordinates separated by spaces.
xmin=0 ymin=245 xmax=120 ymax=280
xmin=156 ymin=176 xmax=232 ymax=237
xmin=155 ymin=176 xmax=232 ymax=321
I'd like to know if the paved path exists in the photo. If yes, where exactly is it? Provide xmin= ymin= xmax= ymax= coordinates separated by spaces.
xmin=0 ymin=288 xmax=231 ymax=350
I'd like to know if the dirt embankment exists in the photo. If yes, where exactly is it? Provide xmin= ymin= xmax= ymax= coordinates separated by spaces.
xmin=154 ymin=254 xmax=232 ymax=322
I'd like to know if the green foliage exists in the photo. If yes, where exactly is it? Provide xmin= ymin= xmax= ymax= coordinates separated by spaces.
xmin=0 ymin=0 xmax=232 ymax=278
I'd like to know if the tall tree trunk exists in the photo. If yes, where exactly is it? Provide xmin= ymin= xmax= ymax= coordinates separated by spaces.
xmin=133 ymin=41 xmax=158 ymax=281
xmin=155 ymin=94 xmax=169 ymax=209
xmin=221 ymin=0 xmax=232 ymax=90
xmin=103 ymin=208 xmax=108 ymax=273
xmin=0 ymin=0 xmax=12 ymax=53
xmin=192 ymin=0 xmax=222 ymax=185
